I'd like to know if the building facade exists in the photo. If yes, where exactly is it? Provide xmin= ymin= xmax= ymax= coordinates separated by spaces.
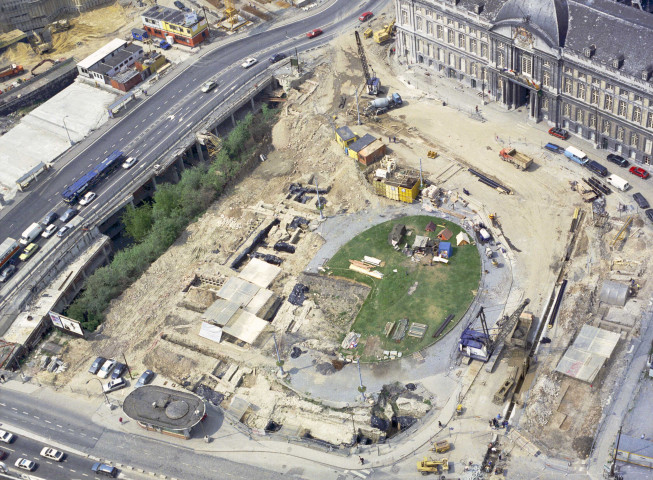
xmin=76 ymin=39 xmax=144 ymax=85
xmin=395 ymin=0 xmax=653 ymax=164
xmin=141 ymin=5 xmax=209 ymax=48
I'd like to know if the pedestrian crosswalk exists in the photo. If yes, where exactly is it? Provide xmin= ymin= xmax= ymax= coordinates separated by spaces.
xmin=343 ymin=468 xmax=373 ymax=478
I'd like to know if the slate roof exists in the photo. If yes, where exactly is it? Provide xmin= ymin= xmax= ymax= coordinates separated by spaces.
xmin=426 ymin=0 xmax=653 ymax=79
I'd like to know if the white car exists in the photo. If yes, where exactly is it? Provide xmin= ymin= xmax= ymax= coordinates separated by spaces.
xmin=40 ymin=447 xmax=64 ymax=461
xmin=0 ymin=429 xmax=15 ymax=443
xmin=201 ymin=80 xmax=217 ymax=93
xmin=79 ymin=191 xmax=97 ymax=206
xmin=41 ymin=224 xmax=58 ymax=238
xmin=15 ymin=458 xmax=37 ymax=471
xmin=122 ymin=157 xmax=137 ymax=169
xmin=241 ymin=57 xmax=257 ymax=69
xmin=98 ymin=359 xmax=116 ymax=378
xmin=103 ymin=377 xmax=127 ymax=393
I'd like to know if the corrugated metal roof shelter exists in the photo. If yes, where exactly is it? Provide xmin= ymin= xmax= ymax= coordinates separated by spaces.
xmin=599 ymin=280 xmax=629 ymax=306
xmin=554 ymin=325 xmax=620 ymax=383
xmin=217 ymin=277 xmax=260 ymax=307
xmin=202 ymin=299 xmax=239 ymax=326
xmin=238 ymin=258 xmax=281 ymax=288
xmin=413 ymin=235 xmax=431 ymax=250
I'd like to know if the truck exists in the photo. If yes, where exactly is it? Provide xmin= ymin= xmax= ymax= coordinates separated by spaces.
xmin=366 ymin=93 xmax=402 ymax=115
xmin=0 ymin=64 xmax=24 ymax=79
xmin=499 ymin=148 xmax=533 ymax=170
xmin=0 ymin=238 xmax=21 ymax=271
xmin=20 ymin=223 xmax=43 ymax=245
xmin=153 ymin=39 xmax=172 ymax=50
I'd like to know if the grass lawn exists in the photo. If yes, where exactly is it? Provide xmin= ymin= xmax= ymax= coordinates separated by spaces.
xmin=325 ymin=215 xmax=481 ymax=361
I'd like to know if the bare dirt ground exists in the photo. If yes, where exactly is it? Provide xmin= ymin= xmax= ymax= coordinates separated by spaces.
xmin=29 ymin=7 xmax=653 ymax=456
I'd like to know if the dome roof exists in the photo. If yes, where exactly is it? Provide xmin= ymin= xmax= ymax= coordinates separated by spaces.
xmin=494 ymin=0 xmax=569 ymax=47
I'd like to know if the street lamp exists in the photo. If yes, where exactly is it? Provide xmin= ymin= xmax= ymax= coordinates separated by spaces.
xmin=62 ymin=116 xmax=74 ymax=146
xmin=86 ymin=378 xmax=110 ymax=406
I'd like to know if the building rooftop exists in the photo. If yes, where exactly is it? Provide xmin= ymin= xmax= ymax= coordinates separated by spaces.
xmin=77 ymin=38 xmax=126 ymax=69
xmin=348 ymin=133 xmax=376 ymax=153
xmin=335 ymin=126 xmax=357 ymax=142
xmin=123 ymin=385 xmax=206 ymax=431
xmin=142 ymin=5 xmax=204 ymax=27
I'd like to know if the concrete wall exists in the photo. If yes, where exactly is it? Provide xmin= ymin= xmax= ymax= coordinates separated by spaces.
xmin=0 ymin=0 xmax=112 ymax=33
xmin=0 ymin=58 xmax=78 ymax=116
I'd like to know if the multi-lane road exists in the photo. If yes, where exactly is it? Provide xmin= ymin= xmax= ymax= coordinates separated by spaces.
xmin=0 ymin=0 xmax=384 ymax=242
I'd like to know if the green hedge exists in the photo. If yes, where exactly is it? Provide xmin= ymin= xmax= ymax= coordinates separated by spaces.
xmin=67 ymin=107 xmax=276 ymax=331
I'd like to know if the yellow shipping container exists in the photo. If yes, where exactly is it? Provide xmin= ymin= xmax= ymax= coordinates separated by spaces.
xmin=385 ymin=184 xmax=399 ymax=201
xmin=373 ymin=179 xmax=386 ymax=195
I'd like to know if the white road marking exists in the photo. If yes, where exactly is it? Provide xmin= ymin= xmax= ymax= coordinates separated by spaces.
xmin=45 ymin=420 xmax=52 ymax=424
xmin=56 ymin=424 xmax=63 ymax=428
xmin=22 ymin=411 xmax=29 ymax=415
xmin=33 ymin=416 xmax=39 ymax=419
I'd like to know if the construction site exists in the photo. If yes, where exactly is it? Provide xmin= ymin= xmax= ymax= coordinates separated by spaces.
xmin=3 ymin=2 xmax=653 ymax=479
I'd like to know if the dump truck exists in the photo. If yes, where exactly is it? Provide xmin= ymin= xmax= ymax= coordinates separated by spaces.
xmin=499 ymin=148 xmax=533 ymax=170
xmin=0 ymin=64 xmax=24 ymax=79
xmin=417 ymin=457 xmax=449 ymax=474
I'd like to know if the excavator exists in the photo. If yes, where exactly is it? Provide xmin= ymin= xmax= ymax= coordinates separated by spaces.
xmin=373 ymin=18 xmax=395 ymax=44
xmin=416 ymin=456 xmax=449 ymax=475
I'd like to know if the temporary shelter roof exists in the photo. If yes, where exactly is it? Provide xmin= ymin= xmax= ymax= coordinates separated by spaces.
xmin=599 ymin=281 xmax=628 ymax=307
xmin=456 ymin=231 xmax=470 ymax=245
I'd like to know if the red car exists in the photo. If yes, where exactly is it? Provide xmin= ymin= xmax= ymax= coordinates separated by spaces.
xmin=306 ymin=29 xmax=323 ymax=38
xmin=548 ymin=127 xmax=569 ymax=140
xmin=629 ymin=166 xmax=650 ymax=179
xmin=359 ymin=11 xmax=373 ymax=22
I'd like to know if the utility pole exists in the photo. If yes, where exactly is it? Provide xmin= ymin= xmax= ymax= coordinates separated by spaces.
xmin=315 ymin=178 xmax=324 ymax=220
xmin=419 ymin=157 xmax=424 ymax=189
xmin=122 ymin=353 xmax=133 ymax=380
xmin=202 ymin=6 xmax=211 ymax=38
xmin=357 ymin=360 xmax=366 ymax=401
xmin=272 ymin=333 xmax=285 ymax=377
xmin=610 ymin=425 xmax=622 ymax=477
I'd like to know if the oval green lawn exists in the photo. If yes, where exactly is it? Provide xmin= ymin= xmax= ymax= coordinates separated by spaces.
xmin=326 ymin=215 xmax=481 ymax=361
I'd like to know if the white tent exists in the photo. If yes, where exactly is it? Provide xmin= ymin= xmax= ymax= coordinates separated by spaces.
xmin=456 ymin=231 xmax=471 ymax=246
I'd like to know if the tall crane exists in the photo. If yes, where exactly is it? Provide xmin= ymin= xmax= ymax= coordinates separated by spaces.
xmin=354 ymin=30 xmax=380 ymax=95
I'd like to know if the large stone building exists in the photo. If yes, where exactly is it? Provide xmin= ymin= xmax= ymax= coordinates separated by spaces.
xmin=395 ymin=0 xmax=653 ymax=164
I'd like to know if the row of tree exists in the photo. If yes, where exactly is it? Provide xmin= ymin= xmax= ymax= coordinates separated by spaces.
xmin=67 ymin=107 xmax=276 ymax=330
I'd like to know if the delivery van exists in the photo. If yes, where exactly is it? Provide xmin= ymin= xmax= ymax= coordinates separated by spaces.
xmin=606 ymin=174 xmax=630 ymax=192
xmin=564 ymin=146 xmax=589 ymax=165
xmin=586 ymin=160 xmax=608 ymax=177
xmin=20 ymin=222 xmax=43 ymax=245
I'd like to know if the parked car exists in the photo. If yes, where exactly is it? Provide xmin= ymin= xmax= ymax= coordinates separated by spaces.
xmin=0 ymin=430 xmax=15 ymax=443
xmin=268 ymin=53 xmax=286 ymax=63
xmin=98 ymin=359 xmax=116 ymax=379
xmin=0 ymin=265 xmax=17 ymax=283
xmin=19 ymin=243 xmax=39 ymax=261
xmin=40 ymin=447 xmax=64 ymax=461
xmin=111 ymin=362 xmax=126 ymax=380
xmin=56 ymin=225 xmax=72 ymax=238
xmin=359 ymin=11 xmax=373 ymax=22
xmin=201 ymin=81 xmax=217 ymax=93
xmin=122 ymin=157 xmax=138 ymax=169
xmin=633 ymin=192 xmax=650 ymax=209
xmin=103 ymin=377 xmax=127 ymax=393
xmin=15 ymin=458 xmax=36 ymax=471
xmin=306 ymin=28 xmax=323 ymax=38
xmin=41 ymin=224 xmax=58 ymax=238
xmin=646 ymin=209 xmax=653 ymax=222
xmin=135 ymin=369 xmax=154 ymax=388
xmin=629 ymin=166 xmax=650 ymax=179
xmin=89 ymin=356 xmax=106 ymax=375
xmin=548 ymin=127 xmax=569 ymax=139
xmin=91 ymin=462 xmax=118 ymax=478
xmin=241 ymin=57 xmax=257 ymax=69
xmin=40 ymin=211 xmax=59 ymax=226
xmin=60 ymin=208 xmax=78 ymax=223
xmin=544 ymin=142 xmax=564 ymax=154
xmin=0 ymin=448 xmax=7 ymax=460
xmin=173 ymin=1 xmax=186 ymax=9
xmin=607 ymin=153 xmax=629 ymax=167
xmin=79 ymin=191 xmax=97 ymax=206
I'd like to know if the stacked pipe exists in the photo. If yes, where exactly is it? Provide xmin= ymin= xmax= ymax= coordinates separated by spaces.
xmin=468 ymin=168 xmax=513 ymax=195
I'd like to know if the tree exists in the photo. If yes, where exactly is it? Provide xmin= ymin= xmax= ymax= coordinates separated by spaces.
xmin=122 ymin=204 xmax=153 ymax=243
